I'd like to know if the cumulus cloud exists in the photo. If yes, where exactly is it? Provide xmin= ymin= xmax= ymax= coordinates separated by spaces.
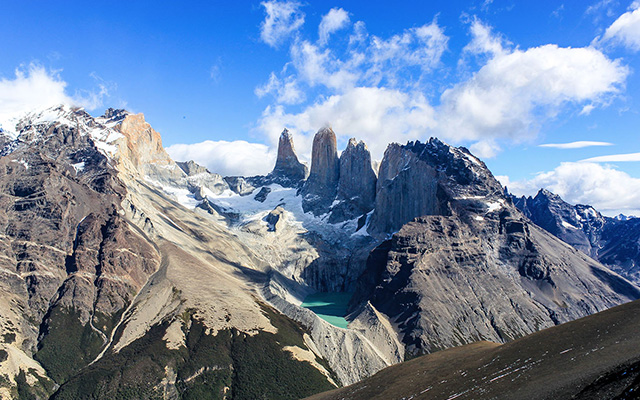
xmin=255 ymin=72 xmax=306 ymax=104
xmin=462 ymin=19 xmax=509 ymax=57
xmin=318 ymin=8 xmax=350 ymax=46
xmin=166 ymin=140 xmax=276 ymax=177
xmin=503 ymin=162 xmax=640 ymax=215
xmin=0 ymin=64 xmax=74 ymax=128
xmin=539 ymin=141 xmax=614 ymax=149
xmin=0 ymin=64 xmax=109 ymax=130
xmin=599 ymin=3 xmax=640 ymax=51
xmin=580 ymin=152 xmax=640 ymax=162
xmin=257 ymin=86 xmax=436 ymax=159
xmin=259 ymin=18 xmax=448 ymax=100
xmin=438 ymin=42 xmax=628 ymax=142
xmin=260 ymin=0 xmax=305 ymax=48
xmin=470 ymin=140 xmax=501 ymax=158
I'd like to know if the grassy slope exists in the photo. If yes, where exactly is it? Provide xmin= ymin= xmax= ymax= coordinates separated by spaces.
xmin=51 ymin=304 xmax=335 ymax=400
xmin=307 ymin=299 xmax=640 ymax=400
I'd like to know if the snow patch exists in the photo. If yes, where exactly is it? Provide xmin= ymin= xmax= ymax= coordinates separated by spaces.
xmin=72 ymin=162 xmax=85 ymax=172
xmin=561 ymin=220 xmax=579 ymax=230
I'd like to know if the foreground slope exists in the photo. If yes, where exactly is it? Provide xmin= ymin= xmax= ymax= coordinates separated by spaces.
xmin=308 ymin=298 xmax=640 ymax=400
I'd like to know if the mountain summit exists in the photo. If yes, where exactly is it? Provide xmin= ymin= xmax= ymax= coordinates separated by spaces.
xmin=268 ymin=128 xmax=308 ymax=186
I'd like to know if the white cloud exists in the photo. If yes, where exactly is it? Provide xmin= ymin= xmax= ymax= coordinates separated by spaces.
xmin=255 ymin=14 xmax=629 ymax=168
xmin=580 ymin=152 xmax=640 ymax=162
xmin=260 ymin=0 xmax=305 ymax=48
xmin=539 ymin=141 xmax=614 ymax=149
xmin=0 ymin=64 xmax=109 ymax=131
xmin=0 ymin=64 xmax=73 ymax=129
xmin=166 ymin=140 xmax=276 ymax=177
xmin=257 ymin=86 xmax=436 ymax=159
xmin=438 ymin=42 xmax=628 ymax=142
xmin=470 ymin=140 xmax=501 ymax=158
xmin=504 ymin=162 xmax=640 ymax=215
xmin=600 ymin=4 xmax=640 ymax=51
xmin=255 ymin=72 xmax=305 ymax=104
xmin=462 ymin=19 xmax=508 ymax=57
xmin=318 ymin=8 xmax=350 ymax=46
xmin=259 ymin=18 xmax=448 ymax=99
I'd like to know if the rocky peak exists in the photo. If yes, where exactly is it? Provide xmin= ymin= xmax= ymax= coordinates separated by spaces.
xmin=115 ymin=113 xmax=173 ymax=169
xmin=369 ymin=138 xmax=504 ymax=234
xmin=177 ymin=160 xmax=210 ymax=176
xmin=101 ymin=108 xmax=129 ymax=123
xmin=301 ymin=126 xmax=340 ymax=214
xmin=268 ymin=128 xmax=308 ymax=186
xmin=329 ymin=138 xmax=377 ymax=222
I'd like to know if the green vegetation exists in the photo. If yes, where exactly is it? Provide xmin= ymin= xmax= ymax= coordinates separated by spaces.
xmin=34 ymin=306 xmax=106 ymax=383
xmin=52 ymin=303 xmax=335 ymax=399
xmin=15 ymin=369 xmax=55 ymax=400
xmin=301 ymin=292 xmax=353 ymax=329
xmin=3 ymin=332 xmax=16 ymax=344
xmin=230 ymin=303 xmax=335 ymax=399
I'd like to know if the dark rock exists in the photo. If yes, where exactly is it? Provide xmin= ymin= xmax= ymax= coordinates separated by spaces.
xmin=301 ymin=127 xmax=340 ymax=215
xmin=224 ymin=176 xmax=255 ymax=196
xmin=268 ymin=129 xmax=308 ymax=187
xmin=254 ymin=187 xmax=271 ymax=203
xmin=264 ymin=206 xmax=285 ymax=231
xmin=329 ymin=138 xmax=377 ymax=223
xmin=369 ymin=138 xmax=503 ymax=235
xmin=513 ymin=188 xmax=640 ymax=284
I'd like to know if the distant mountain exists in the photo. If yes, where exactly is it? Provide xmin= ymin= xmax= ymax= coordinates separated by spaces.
xmin=0 ymin=105 xmax=638 ymax=398
xmin=307 ymin=298 xmax=640 ymax=400
xmin=513 ymin=189 xmax=640 ymax=284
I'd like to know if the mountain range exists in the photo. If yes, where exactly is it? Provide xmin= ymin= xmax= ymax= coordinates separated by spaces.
xmin=0 ymin=105 xmax=638 ymax=399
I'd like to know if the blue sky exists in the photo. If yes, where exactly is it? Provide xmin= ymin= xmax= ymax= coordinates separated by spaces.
xmin=2 ymin=0 xmax=640 ymax=215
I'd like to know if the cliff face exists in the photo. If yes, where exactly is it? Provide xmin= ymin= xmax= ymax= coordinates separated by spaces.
xmin=369 ymin=139 xmax=502 ymax=234
xmin=329 ymin=138 xmax=377 ymax=223
xmin=301 ymin=127 xmax=340 ymax=214
xmin=269 ymin=128 xmax=308 ymax=186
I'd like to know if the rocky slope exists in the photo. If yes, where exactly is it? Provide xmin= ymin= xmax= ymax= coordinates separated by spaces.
xmin=308 ymin=298 xmax=640 ymax=400
xmin=514 ymin=189 xmax=640 ymax=283
xmin=348 ymin=138 xmax=640 ymax=356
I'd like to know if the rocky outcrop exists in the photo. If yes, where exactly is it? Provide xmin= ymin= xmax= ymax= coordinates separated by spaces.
xmin=351 ymin=138 xmax=640 ymax=356
xmin=268 ymin=129 xmax=308 ymax=187
xmin=369 ymin=139 xmax=502 ymax=234
xmin=264 ymin=206 xmax=285 ymax=231
xmin=224 ymin=176 xmax=255 ymax=196
xmin=301 ymin=127 xmax=340 ymax=214
xmin=177 ymin=160 xmax=229 ymax=196
xmin=514 ymin=189 xmax=640 ymax=284
xmin=513 ymin=189 xmax=602 ymax=256
xmin=329 ymin=138 xmax=377 ymax=223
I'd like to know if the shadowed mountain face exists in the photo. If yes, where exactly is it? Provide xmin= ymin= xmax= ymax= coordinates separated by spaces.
xmin=514 ymin=189 xmax=640 ymax=284
xmin=307 ymin=299 xmax=640 ymax=400
xmin=349 ymin=139 xmax=640 ymax=356
xmin=0 ymin=105 xmax=638 ymax=399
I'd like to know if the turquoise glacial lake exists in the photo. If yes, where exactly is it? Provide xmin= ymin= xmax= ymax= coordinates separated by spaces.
xmin=300 ymin=292 xmax=353 ymax=329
